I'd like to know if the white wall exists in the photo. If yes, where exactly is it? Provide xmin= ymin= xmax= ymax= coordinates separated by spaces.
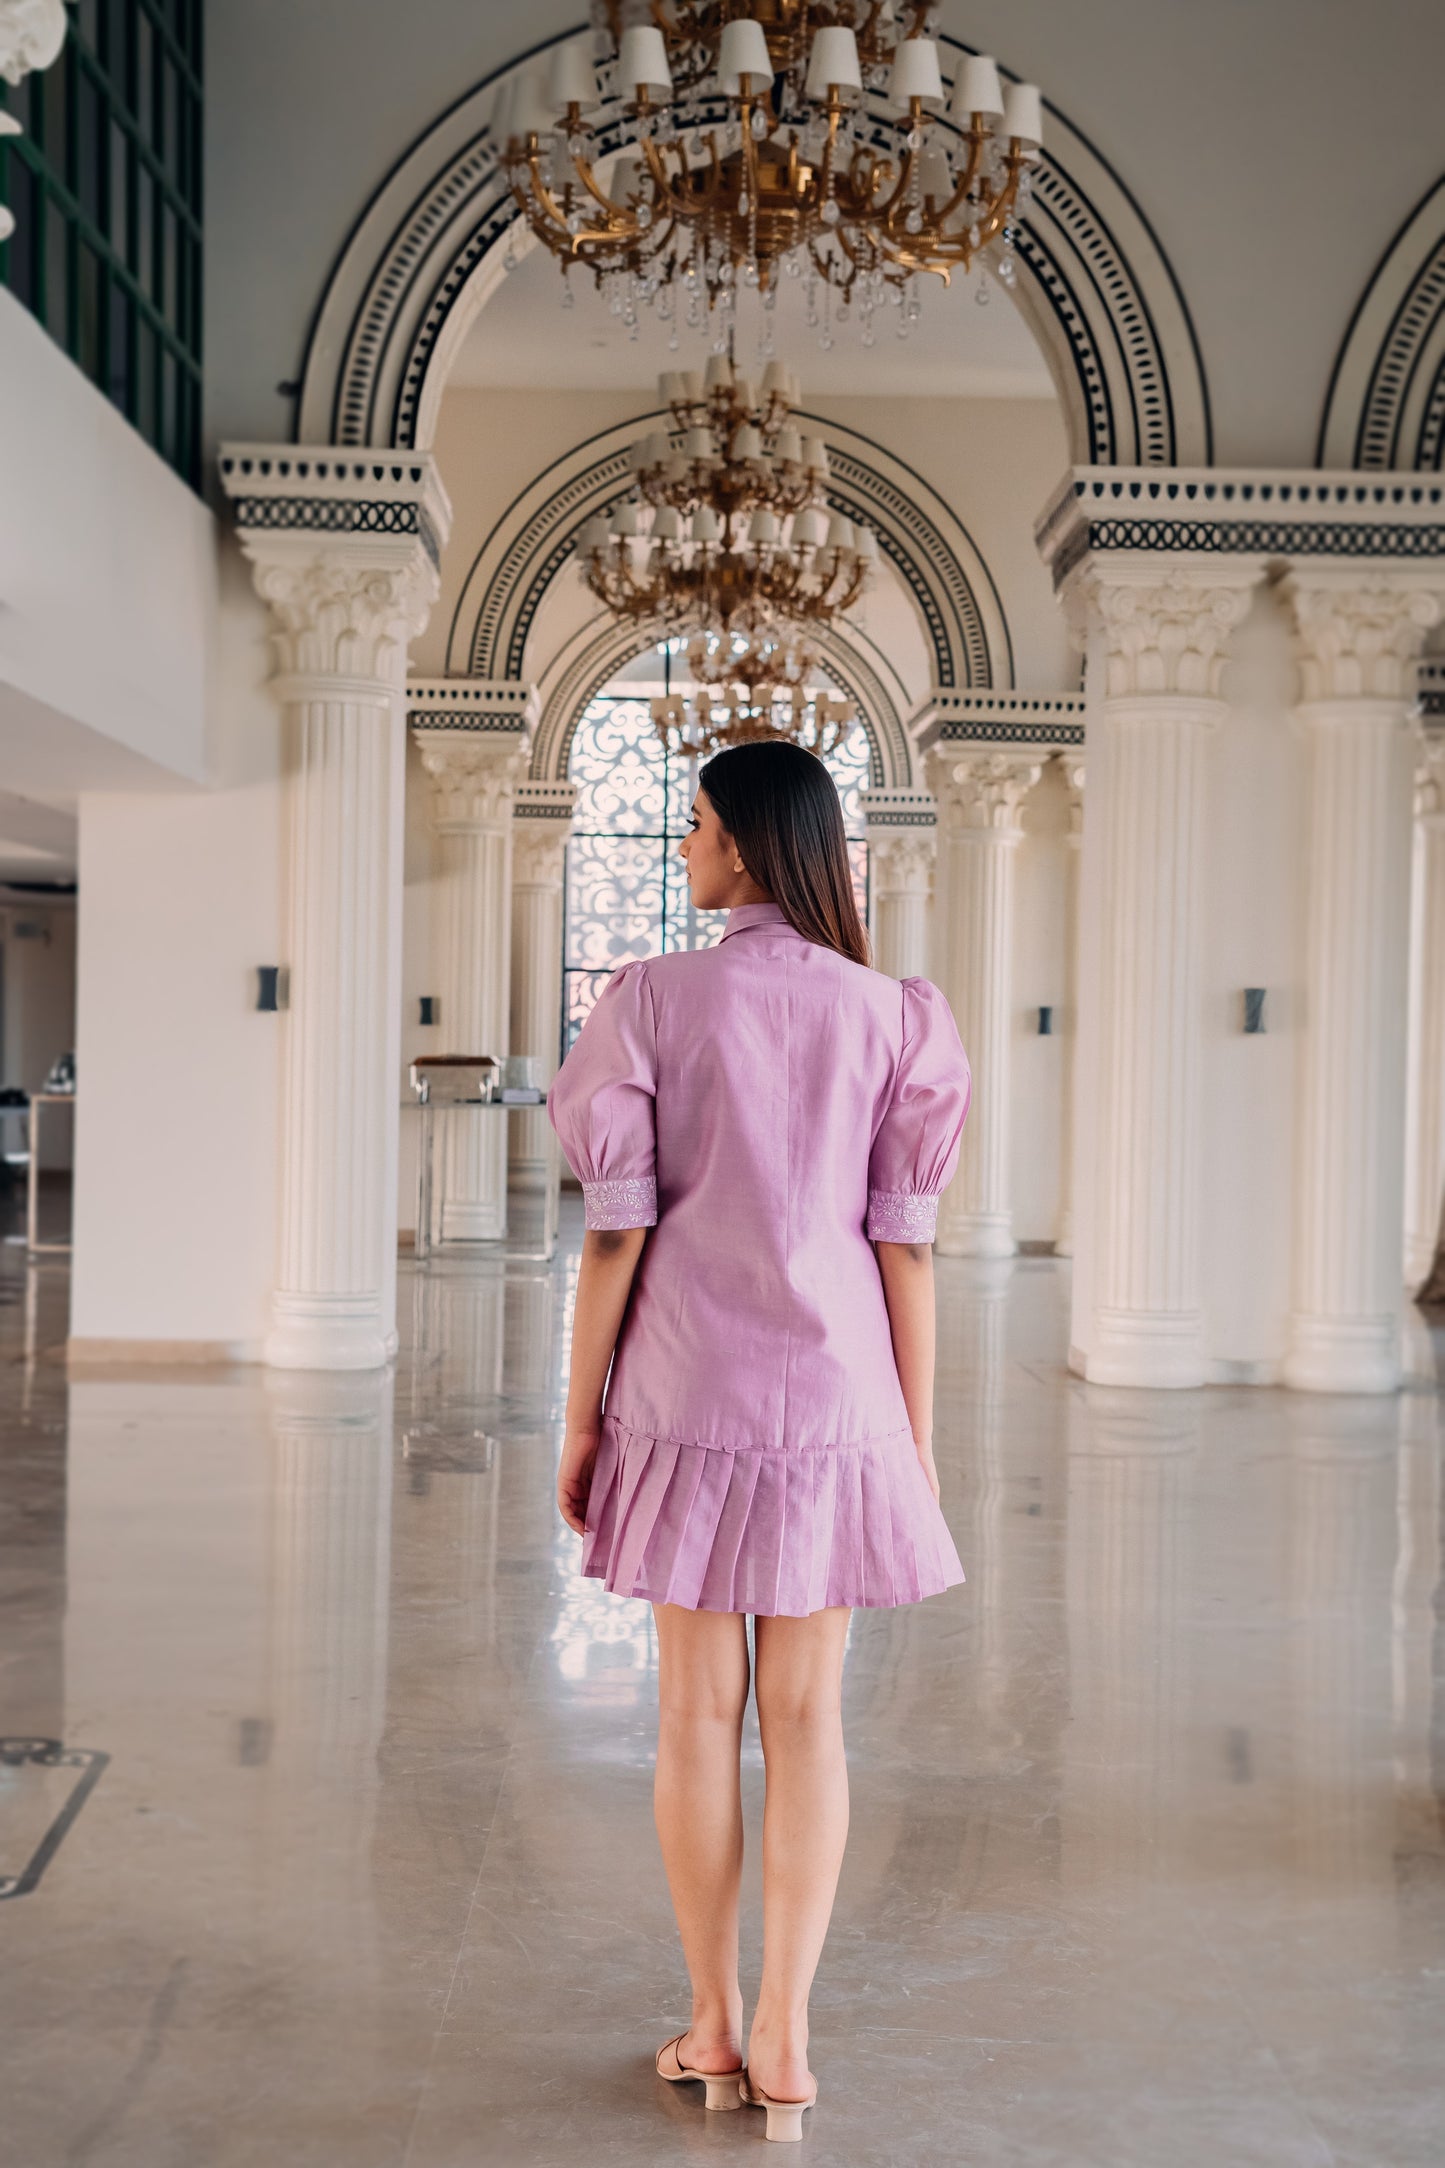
xmin=0 ymin=292 xmax=215 ymax=792
xmin=0 ymin=285 xmax=285 ymax=1353
xmin=398 ymin=733 xmax=438 ymax=1237
xmin=419 ymin=386 xmax=643 ymax=678
xmin=1067 ymin=594 xmax=1309 ymax=1384
xmin=1013 ymin=763 xmax=1071 ymax=1244
xmin=813 ymin=395 xmax=1075 ymax=695
xmin=1198 ymin=598 xmax=1303 ymax=1381
xmin=423 ymin=384 xmax=1077 ymax=707
xmin=69 ymin=556 xmax=283 ymax=1358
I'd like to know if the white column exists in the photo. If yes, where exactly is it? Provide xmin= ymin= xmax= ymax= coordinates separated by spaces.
xmin=1281 ymin=576 xmax=1442 ymax=1392
xmin=413 ymin=729 xmax=526 ymax=1241
xmin=861 ymin=791 xmax=936 ymax=980
xmin=509 ymin=783 xmax=576 ymax=1192
xmin=1403 ymin=740 xmax=1445 ymax=1288
xmin=221 ymin=448 xmax=449 ymax=1371
xmin=1055 ymin=757 xmax=1085 ymax=1256
xmin=1077 ymin=569 xmax=1255 ymax=1388
xmin=926 ymin=749 xmax=1041 ymax=1258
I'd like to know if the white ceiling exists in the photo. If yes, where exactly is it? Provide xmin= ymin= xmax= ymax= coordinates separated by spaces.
xmin=448 ymin=227 xmax=1055 ymax=400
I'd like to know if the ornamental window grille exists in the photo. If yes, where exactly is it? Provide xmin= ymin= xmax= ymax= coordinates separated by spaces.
xmin=0 ymin=0 xmax=203 ymax=487
xmin=561 ymin=693 xmax=871 ymax=1060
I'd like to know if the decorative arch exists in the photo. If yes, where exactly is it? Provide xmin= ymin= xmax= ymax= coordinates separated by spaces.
xmin=297 ymin=34 xmax=1211 ymax=469
xmin=444 ymin=408 xmax=1010 ymax=694
xmin=531 ymin=614 xmax=911 ymax=788
xmin=1319 ymin=177 xmax=1445 ymax=470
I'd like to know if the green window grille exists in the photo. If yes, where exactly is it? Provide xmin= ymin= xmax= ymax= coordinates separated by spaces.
xmin=0 ymin=1 xmax=203 ymax=489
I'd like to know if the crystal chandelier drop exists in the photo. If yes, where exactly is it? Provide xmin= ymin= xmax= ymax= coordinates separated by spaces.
xmin=650 ymin=629 xmax=857 ymax=760
xmin=576 ymin=356 xmax=877 ymax=637
xmin=495 ymin=8 xmax=1044 ymax=347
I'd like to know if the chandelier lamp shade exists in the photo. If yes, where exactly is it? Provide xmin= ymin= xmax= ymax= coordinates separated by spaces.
xmin=495 ymin=6 xmax=1045 ymax=347
xmin=576 ymin=358 xmax=877 ymax=638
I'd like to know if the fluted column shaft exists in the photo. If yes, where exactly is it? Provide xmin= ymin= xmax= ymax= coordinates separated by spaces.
xmin=221 ymin=447 xmax=450 ymax=1371
xmin=1404 ymin=745 xmax=1445 ymax=1288
xmin=1074 ymin=568 xmax=1254 ymax=1387
xmin=415 ymin=730 xmax=526 ymax=1242
xmin=863 ymin=811 xmax=936 ymax=980
xmin=509 ymin=794 xmax=575 ymax=1191
xmin=276 ymin=681 xmax=407 ymax=1355
xmin=927 ymin=751 xmax=1040 ymax=1258
xmin=1282 ymin=576 xmax=1441 ymax=1391
xmin=1055 ymin=759 xmax=1085 ymax=1256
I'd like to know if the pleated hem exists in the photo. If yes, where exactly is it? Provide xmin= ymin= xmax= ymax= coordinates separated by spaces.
xmin=579 ymin=1413 xmax=967 ymax=1618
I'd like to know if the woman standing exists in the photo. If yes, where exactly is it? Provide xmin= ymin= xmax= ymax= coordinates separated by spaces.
xmin=548 ymin=740 xmax=970 ymax=2141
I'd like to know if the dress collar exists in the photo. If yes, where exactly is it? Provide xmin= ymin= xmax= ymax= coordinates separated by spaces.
xmin=720 ymin=901 xmax=794 ymax=942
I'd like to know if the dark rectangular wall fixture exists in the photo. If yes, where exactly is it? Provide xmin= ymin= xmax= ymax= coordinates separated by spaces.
xmin=1038 ymin=1005 xmax=1053 ymax=1036
xmin=1243 ymin=989 xmax=1266 ymax=1034
xmin=419 ymin=996 xmax=438 ymax=1027
xmin=256 ymin=966 xmax=281 ymax=1013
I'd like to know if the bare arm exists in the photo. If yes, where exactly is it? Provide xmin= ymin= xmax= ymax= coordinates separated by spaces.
xmin=875 ymin=1239 xmax=941 ymax=1500
xmin=558 ymin=1224 xmax=649 ymax=1533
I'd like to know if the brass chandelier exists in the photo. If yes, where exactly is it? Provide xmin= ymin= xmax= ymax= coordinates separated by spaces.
xmin=495 ymin=7 xmax=1044 ymax=347
xmin=650 ymin=629 xmax=857 ymax=761
xmin=575 ymin=356 xmax=877 ymax=638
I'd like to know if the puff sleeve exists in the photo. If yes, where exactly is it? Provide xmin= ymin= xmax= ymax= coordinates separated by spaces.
xmin=547 ymin=959 xmax=659 ymax=1230
xmin=866 ymin=977 xmax=972 ymax=1244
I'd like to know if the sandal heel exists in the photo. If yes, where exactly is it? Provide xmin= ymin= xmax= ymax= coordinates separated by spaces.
xmin=741 ymin=2071 xmax=817 ymax=2142
xmin=761 ymin=2097 xmax=809 ymax=2141
xmin=655 ymin=2035 xmax=744 ymax=2111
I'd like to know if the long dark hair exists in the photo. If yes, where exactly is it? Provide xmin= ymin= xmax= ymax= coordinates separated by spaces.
xmin=698 ymin=741 xmax=871 ymax=967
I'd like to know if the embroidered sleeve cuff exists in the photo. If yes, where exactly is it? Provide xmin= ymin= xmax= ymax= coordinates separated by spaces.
xmin=867 ymin=1189 xmax=939 ymax=1243
xmin=582 ymin=1175 xmax=658 ymax=1230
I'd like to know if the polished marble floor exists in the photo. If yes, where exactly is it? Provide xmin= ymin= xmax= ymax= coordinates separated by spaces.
xmin=2 ymin=1204 xmax=1444 ymax=2166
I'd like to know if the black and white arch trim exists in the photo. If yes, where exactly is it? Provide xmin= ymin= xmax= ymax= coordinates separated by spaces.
xmin=1319 ymin=177 xmax=1445 ymax=472
xmin=296 ymin=32 xmax=1211 ymax=470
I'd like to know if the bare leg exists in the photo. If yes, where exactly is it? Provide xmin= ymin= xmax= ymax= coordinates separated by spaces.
xmin=749 ymin=1605 xmax=852 ymax=2102
xmin=651 ymin=1603 xmax=750 ymax=2073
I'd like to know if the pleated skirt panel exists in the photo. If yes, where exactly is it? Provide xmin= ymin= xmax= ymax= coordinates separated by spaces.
xmin=579 ymin=1414 xmax=966 ymax=1617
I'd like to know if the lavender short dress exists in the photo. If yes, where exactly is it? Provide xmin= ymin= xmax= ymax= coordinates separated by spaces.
xmin=547 ymin=900 xmax=972 ymax=1618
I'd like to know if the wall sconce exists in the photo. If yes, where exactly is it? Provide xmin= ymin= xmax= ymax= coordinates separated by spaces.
xmin=256 ymin=966 xmax=289 ymax=1012
xmin=1243 ymin=988 xmax=1266 ymax=1034
xmin=1037 ymin=1005 xmax=1053 ymax=1036
xmin=419 ymin=995 xmax=438 ymax=1027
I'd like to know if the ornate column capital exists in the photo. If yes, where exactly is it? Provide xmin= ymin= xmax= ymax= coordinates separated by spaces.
xmin=219 ymin=446 xmax=451 ymax=696
xmin=414 ymin=729 xmax=527 ymax=832
xmin=861 ymin=788 xmax=937 ymax=898
xmin=867 ymin=828 xmax=936 ymax=895
xmin=1086 ymin=567 xmax=1256 ymax=701
xmin=925 ymin=748 xmax=1042 ymax=836
xmin=1062 ymin=755 xmax=1086 ymax=842
xmin=1282 ymin=573 xmax=1444 ymax=706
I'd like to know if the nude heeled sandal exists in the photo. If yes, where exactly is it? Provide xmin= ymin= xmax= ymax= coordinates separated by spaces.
xmin=654 ymin=2034 xmax=743 ymax=2111
xmin=740 ymin=2068 xmax=818 ymax=2141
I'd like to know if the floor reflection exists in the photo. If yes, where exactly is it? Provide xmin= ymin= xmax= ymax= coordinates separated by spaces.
xmin=0 ymin=1215 xmax=1441 ymax=2166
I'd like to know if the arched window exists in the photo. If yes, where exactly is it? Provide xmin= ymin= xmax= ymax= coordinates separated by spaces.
xmin=562 ymin=695 xmax=872 ymax=1055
